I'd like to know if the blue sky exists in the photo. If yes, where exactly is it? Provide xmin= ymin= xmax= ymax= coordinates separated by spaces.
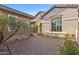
xmin=4 ymin=4 xmax=54 ymax=16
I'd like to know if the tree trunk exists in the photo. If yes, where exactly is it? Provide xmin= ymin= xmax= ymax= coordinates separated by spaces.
xmin=0 ymin=25 xmax=4 ymax=43
xmin=0 ymin=31 xmax=4 ymax=43
xmin=0 ymin=29 xmax=19 ymax=45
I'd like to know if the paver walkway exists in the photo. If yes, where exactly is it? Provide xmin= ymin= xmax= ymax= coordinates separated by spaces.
xmin=7 ymin=34 xmax=64 ymax=55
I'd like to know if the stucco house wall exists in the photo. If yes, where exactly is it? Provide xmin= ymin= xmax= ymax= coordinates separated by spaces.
xmin=41 ymin=5 xmax=79 ymax=38
xmin=42 ymin=20 xmax=50 ymax=32
xmin=42 ymin=8 xmax=66 ymax=33
xmin=35 ymin=12 xmax=45 ymax=33
xmin=0 ymin=5 xmax=34 ymax=40
xmin=62 ymin=8 xmax=78 ymax=36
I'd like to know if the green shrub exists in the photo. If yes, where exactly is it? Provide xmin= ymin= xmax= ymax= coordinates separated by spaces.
xmin=59 ymin=40 xmax=79 ymax=55
xmin=64 ymin=33 xmax=75 ymax=40
xmin=31 ymin=24 xmax=38 ymax=32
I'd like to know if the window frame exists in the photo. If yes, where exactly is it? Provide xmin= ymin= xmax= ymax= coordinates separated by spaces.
xmin=51 ymin=17 xmax=62 ymax=32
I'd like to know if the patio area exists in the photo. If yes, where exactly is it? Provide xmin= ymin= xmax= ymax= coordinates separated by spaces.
xmin=7 ymin=34 xmax=64 ymax=55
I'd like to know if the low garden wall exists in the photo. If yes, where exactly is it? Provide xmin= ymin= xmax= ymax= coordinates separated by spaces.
xmin=37 ymin=32 xmax=76 ymax=40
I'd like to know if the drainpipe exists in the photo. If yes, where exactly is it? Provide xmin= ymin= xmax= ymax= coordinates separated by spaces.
xmin=77 ymin=7 xmax=79 ymax=44
xmin=29 ymin=19 xmax=31 ymax=36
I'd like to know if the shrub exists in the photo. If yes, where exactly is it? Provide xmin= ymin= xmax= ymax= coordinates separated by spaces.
xmin=64 ymin=33 xmax=75 ymax=40
xmin=59 ymin=40 xmax=79 ymax=55
xmin=31 ymin=24 xmax=38 ymax=33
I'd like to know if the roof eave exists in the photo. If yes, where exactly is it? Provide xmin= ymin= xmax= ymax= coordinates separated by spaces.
xmin=0 ymin=5 xmax=34 ymax=19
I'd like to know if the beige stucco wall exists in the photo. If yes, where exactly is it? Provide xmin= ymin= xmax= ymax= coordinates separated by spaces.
xmin=0 ymin=9 xmax=31 ymax=40
xmin=42 ymin=20 xmax=51 ymax=32
xmin=62 ymin=8 xmax=78 ymax=36
xmin=43 ymin=8 xmax=65 ymax=20
xmin=62 ymin=19 xmax=78 ymax=34
xmin=42 ymin=7 xmax=78 ymax=38
xmin=42 ymin=8 xmax=66 ymax=33
xmin=35 ymin=12 xmax=45 ymax=33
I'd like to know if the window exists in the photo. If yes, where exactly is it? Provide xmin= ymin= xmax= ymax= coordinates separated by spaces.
xmin=51 ymin=18 xmax=62 ymax=32
xmin=8 ymin=15 xmax=18 ymax=32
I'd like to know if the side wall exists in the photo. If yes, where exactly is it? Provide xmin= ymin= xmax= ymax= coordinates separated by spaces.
xmin=42 ymin=8 xmax=66 ymax=33
xmin=62 ymin=8 xmax=78 ymax=36
xmin=42 ymin=7 xmax=78 ymax=38
xmin=36 ymin=12 xmax=45 ymax=33
xmin=42 ymin=20 xmax=51 ymax=32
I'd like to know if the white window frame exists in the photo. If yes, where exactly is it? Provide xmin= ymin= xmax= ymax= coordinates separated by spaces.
xmin=51 ymin=18 xmax=62 ymax=32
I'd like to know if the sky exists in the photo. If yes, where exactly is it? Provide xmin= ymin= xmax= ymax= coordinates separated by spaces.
xmin=4 ymin=4 xmax=54 ymax=16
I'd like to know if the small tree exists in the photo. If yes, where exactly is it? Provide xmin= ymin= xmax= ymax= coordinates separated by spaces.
xmin=0 ymin=14 xmax=28 ymax=45
xmin=31 ymin=24 xmax=38 ymax=33
xmin=0 ymin=14 xmax=8 ymax=43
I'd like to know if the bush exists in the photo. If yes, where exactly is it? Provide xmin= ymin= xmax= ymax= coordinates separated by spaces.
xmin=64 ymin=33 xmax=75 ymax=40
xmin=31 ymin=24 xmax=38 ymax=33
xmin=59 ymin=40 xmax=79 ymax=55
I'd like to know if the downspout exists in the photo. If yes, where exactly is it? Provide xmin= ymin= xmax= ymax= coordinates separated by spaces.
xmin=29 ymin=19 xmax=31 ymax=36
xmin=77 ymin=7 xmax=79 ymax=44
